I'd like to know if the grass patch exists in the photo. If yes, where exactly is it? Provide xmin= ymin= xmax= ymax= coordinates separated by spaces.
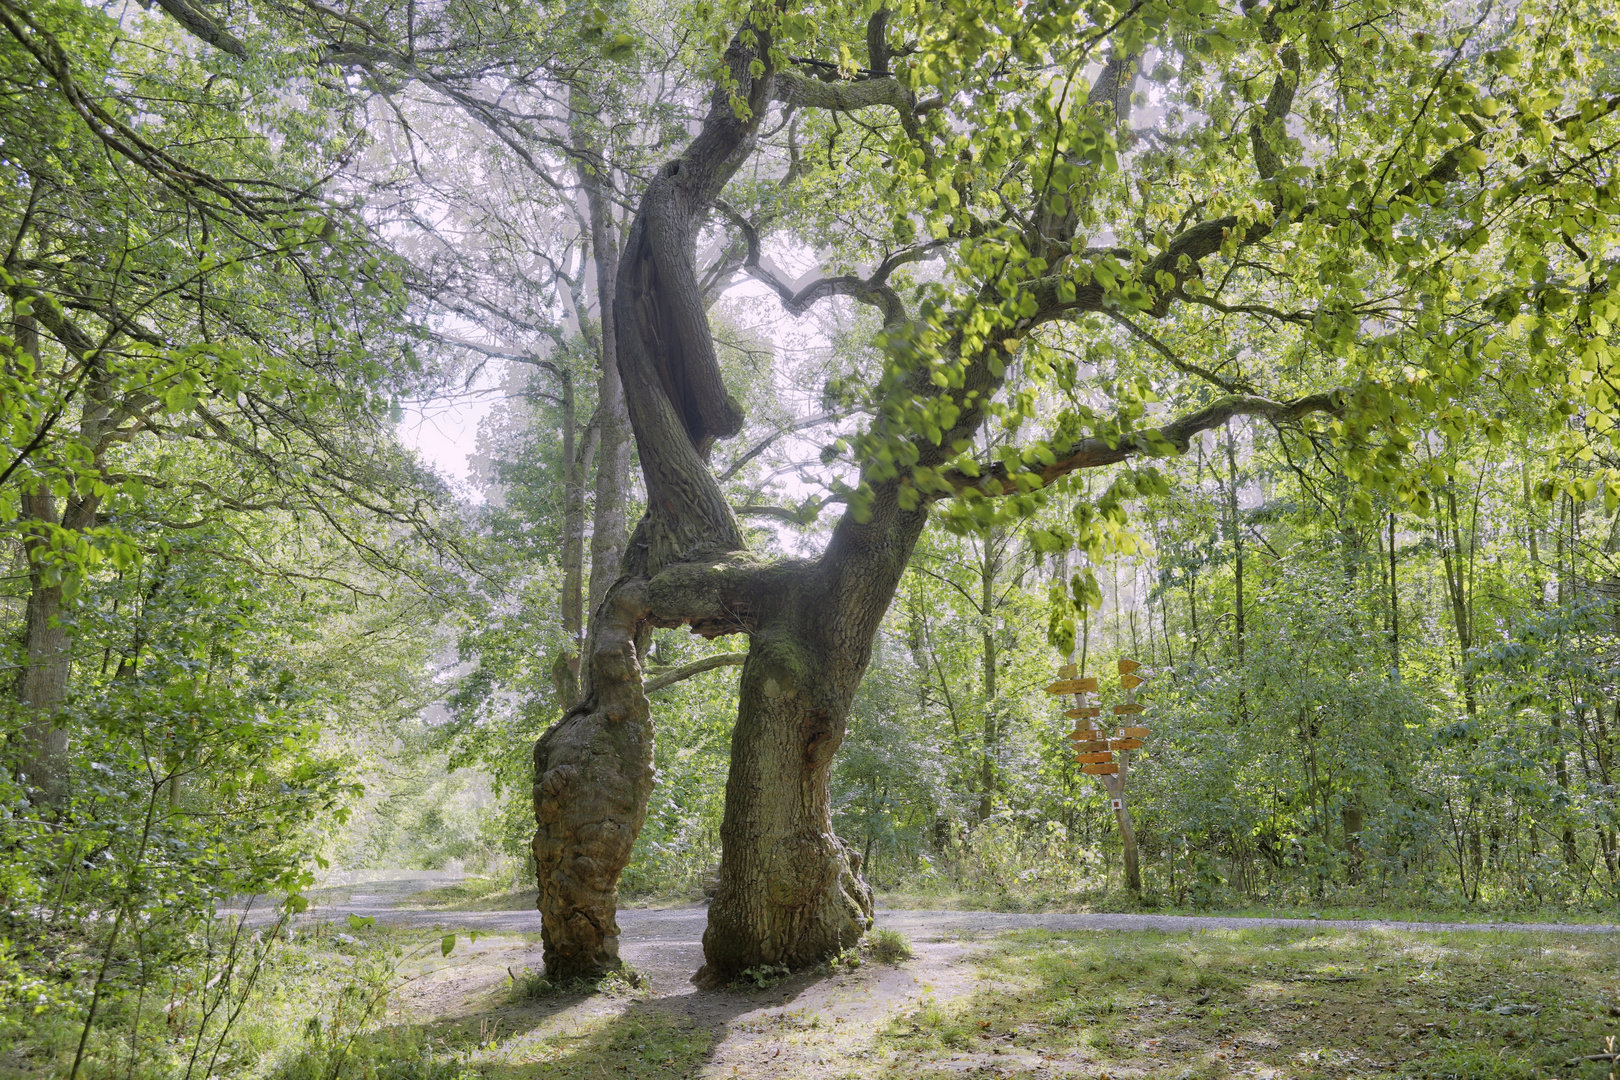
xmin=873 ymin=927 xmax=1620 ymax=1079
xmin=475 ymin=1007 xmax=715 ymax=1080
xmin=865 ymin=928 xmax=913 ymax=964
xmin=399 ymin=878 xmax=536 ymax=912
xmin=876 ymin=887 xmax=1620 ymax=925
xmin=507 ymin=965 xmax=645 ymax=1002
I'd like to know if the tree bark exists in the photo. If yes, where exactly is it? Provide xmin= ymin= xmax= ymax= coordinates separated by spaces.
xmin=698 ymin=492 xmax=926 ymax=980
xmin=530 ymin=34 xmax=772 ymax=981
xmin=553 ymin=366 xmax=596 ymax=707
xmin=531 ymin=579 xmax=656 ymax=979
xmin=1098 ymin=769 xmax=1141 ymax=892
xmin=978 ymin=530 xmax=1000 ymax=821
xmin=1387 ymin=510 xmax=1400 ymax=680
xmin=573 ymin=107 xmax=631 ymax=618
xmin=11 ymin=312 xmax=99 ymax=807
xmin=16 ymin=487 xmax=71 ymax=807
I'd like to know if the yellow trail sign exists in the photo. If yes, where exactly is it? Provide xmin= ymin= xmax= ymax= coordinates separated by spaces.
xmin=1111 ymin=738 xmax=1145 ymax=750
xmin=1045 ymin=679 xmax=1086 ymax=694
xmin=1113 ymin=702 xmax=1146 ymax=715
xmin=1082 ymin=762 xmax=1119 ymax=775
xmin=1065 ymin=706 xmax=1101 ymax=718
xmin=1118 ymin=658 xmax=1141 ymax=675
xmin=1120 ymin=672 xmax=1145 ymax=690
xmin=1071 ymin=740 xmax=1110 ymax=752
xmin=1058 ymin=663 xmax=1078 ymax=679
xmin=1075 ymin=751 xmax=1114 ymax=764
xmin=1119 ymin=726 xmax=1151 ymax=738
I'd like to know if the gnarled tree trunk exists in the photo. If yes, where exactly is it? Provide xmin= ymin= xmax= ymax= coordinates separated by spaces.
xmin=531 ymin=580 xmax=655 ymax=979
xmin=530 ymin=29 xmax=768 ymax=981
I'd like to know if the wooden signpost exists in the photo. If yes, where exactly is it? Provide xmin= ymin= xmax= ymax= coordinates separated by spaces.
xmin=1048 ymin=655 xmax=1151 ymax=892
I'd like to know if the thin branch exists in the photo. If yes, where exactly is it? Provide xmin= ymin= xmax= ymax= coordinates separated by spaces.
xmin=643 ymin=651 xmax=748 ymax=692
xmin=1102 ymin=308 xmax=1246 ymax=393
xmin=945 ymin=390 xmax=1345 ymax=496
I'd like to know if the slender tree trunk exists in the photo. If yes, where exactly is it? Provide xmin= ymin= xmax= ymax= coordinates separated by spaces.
xmin=558 ymin=367 xmax=584 ymax=642
xmin=1553 ymin=492 xmax=1580 ymax=868
xmin=553 ymin=368 xmax=598 ymax=706
xmin=1387 ymin=511 xmax=1400 ymax=681
xmin=573 ymin=109 xmax=631 ymax=618
xmin=1438 ymin=486 xmax=1477 ymax=717
xmin=1222 ymin=425 xmax=1246 ymax=722
xmin=978 ymin=533 xmax=999 ymax=821
xmin=1342 ymin=802 xmax=1364 ymax=883
xmin=1523 ymin=460 xmax=1545 ymax=610
xmin=1099 ymin=770 xmax=1140 ymax=891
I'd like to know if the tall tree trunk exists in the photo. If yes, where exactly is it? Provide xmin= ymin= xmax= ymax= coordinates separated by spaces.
xmin=558 ymin=366 xmax=584 ymax=643
xmin=532 ymin=42 xmax=770 ymax=980
xmin=1222 ymin=425 xmax=1246 ymax=719
xmin=11 ymin=312 xmax=104 ymax=807
xmin=16 ymin=486 xmax=71 ymax=807
xmin=1553 ymin=492 xmax=1579 ymax=867
xmin=553 ymin=366 xmax=597 ymax=706
xmin=1438 ymin=485 xmax=1477 ymax=717
xmin=572 ymin=107 xmax=631 ymax=618
xmin=1387 ymin=510 xmax=1400 ymax=681
xmin=978 ymin=532 xmax=999 ymax=821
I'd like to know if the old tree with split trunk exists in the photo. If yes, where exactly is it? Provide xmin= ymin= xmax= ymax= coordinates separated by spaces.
xmin=530 ymin=0 xmax=1620 ymax=981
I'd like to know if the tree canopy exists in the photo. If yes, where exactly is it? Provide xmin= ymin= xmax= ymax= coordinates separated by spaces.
xmin=2 ymin=0 xmax=1620 ymax=1069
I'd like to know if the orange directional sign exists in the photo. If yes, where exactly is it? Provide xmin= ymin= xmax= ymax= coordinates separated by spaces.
xmin=1065 ymin=706 xmax=1102 ymax=718
xmin=1071 ymin=740 xmax=1110 ymax=753
xmin=1075 ymin=751 xmax=1114 ymax=764
xmin=1120 ymin=672 xmax=1145 ymax=690
xmin=1082 ymin=762 xmax=1119 ymax=775
xmin=1058 ymin=663 xmax=1078 ymax=679
xmin=1045 ymin=679 xmax=1086 ymax=694
xmin=1112 ymin=738 xmax=1145 ymax=750
xmin=1113 ymin=702 xmax=1145 ymax=715
xmin=1119 ymin=726 xmax=1151 ymax=739
xmin=1118 ymin=658 xmax=1141 ymax=675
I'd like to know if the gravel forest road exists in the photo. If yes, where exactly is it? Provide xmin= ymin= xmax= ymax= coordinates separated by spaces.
xmin=253 ymin=871 xmax=1620 ymax=977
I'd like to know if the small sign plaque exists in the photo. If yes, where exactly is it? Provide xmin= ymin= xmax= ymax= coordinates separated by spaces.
xmin=1111 ymin=798 xmax=1123 ymax=811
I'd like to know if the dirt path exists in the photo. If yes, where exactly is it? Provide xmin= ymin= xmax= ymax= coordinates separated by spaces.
xmin=251 ymin=875 xmax=1619 ymax=1079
